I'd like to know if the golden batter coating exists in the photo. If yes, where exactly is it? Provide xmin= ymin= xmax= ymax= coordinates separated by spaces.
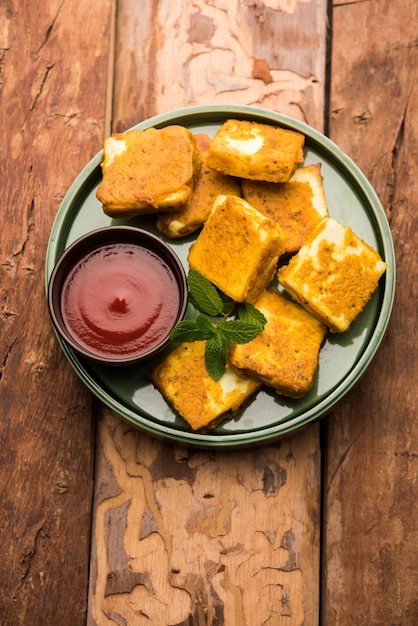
xmin=148 ymin=341 xmax=261 ymax=431
xmin=229 ymin=289 xmax=327 ymax=398
xmin=278 ymin=217 xmax=387 ymax=332
xmin=206 ymin=119 xmax=305 ymax=183
xmin=156 ymin=133 xmax=242 ymax=238
xmin=96 ymin=126 xmax=200 ymax=217
xmin=242 ymin=163 xmax=328 ymax=254
xmin=187 ymin=195 xmax=287 ymax=303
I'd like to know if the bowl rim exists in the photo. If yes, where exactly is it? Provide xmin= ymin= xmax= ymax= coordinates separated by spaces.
xmin=47 ymin=225 xmax=189 ymax=365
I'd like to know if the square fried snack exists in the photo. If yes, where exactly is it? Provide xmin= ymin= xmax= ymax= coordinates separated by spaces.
xmin=278 ymin=217 xmax=388 ymax=332
xmin=156 ymin=133 xmax=242 ymax=238
xmin=148 ymin=341 xmax=261 ymax=431
xmin=96 ymin=126 xmax=200 ymax=217
xmin=187 ymin=195 xmax=286 ymax=303
xmin=242 ymin=163 xmax=328 ymax=254
xmin=229 ymin=289 xmax=327 ymax=398
xmin=206 ymin=119 xmax=305 ymax=183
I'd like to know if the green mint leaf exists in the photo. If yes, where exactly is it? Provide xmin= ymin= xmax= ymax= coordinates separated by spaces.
xmin=195 ymin=314 xmax=217 ymax=339
xmin=204 ymin=333 xmax=229 ymax=381
xmin=169 ymin=319 xmax=209 ymax=342
xmin=170 ymin=314 xmax=217 ymax=343
xmin=237 ymin=302 xmax=267 ymax=329
xmin=217 ymin=319 xmax=264 ymax=344
xmin=218 ymin=291 xmax=235 ymax=316
xmin=169 ymin=281 xmax=268 ymax=381
xmin=187 ymin=269 xmax=225 ymax=316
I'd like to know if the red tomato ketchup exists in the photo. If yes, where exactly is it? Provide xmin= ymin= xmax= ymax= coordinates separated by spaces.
xmin=61 ymin=243 xmax=181 ymax=359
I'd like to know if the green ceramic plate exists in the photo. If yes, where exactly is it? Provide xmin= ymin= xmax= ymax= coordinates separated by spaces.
xmin=45 ymin=104 xmax=395 ymax=447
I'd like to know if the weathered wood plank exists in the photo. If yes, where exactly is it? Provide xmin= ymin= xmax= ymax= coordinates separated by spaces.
xmin=0 ymin=1 xmax=113 ymax=624
xmin=90 ymin=416 xmax=321 ymax=625
xmin=89 ymin=1 xmax=328 ymax=624
xmin=323 ymin=0 xmax=418 ymax=622
xmin=112 ymin=0 xmax=327 ymax=132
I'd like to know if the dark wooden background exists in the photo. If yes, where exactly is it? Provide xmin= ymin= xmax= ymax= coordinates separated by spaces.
xmin=1 ymin=0 xmax=417 ymax=624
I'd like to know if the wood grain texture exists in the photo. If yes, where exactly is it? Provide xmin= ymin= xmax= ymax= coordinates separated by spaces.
xmin=323 ymin=0 xmax=418 ymax=622
xmin=0 ymin=1 xmax=113 ymax=624
xmin=113 ymin=0 xmax=328 ymax=132
xmin=90 ymin=416 xmax=320 ymax=626
xmin=89 ymin=0 xmax=328 ymax=624
xmin=3 ymin=0 xmax=416 ymax=623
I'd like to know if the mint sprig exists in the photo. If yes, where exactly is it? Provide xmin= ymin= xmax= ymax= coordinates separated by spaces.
xmin=205 ymin=333 xmax=229 ymax=382
xmin=170 ymin=270 xmax=267 ymax=381
xmin=187 ymin=268 xmax=234 ymax=316
xmin=237 ymin=301 xmax=267 ymax=327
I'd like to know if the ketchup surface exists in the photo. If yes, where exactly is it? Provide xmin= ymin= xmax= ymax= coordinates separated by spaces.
xmin=62 ymin=243 xmax=180 ymax=358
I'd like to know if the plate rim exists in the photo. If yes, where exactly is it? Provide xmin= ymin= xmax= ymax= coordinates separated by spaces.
xmin=45 ymin=104 xmax=396 ymax=448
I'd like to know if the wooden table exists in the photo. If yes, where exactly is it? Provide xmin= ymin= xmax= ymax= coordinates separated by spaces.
xmin=1 ymin=1 xmax=417 ymax=624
